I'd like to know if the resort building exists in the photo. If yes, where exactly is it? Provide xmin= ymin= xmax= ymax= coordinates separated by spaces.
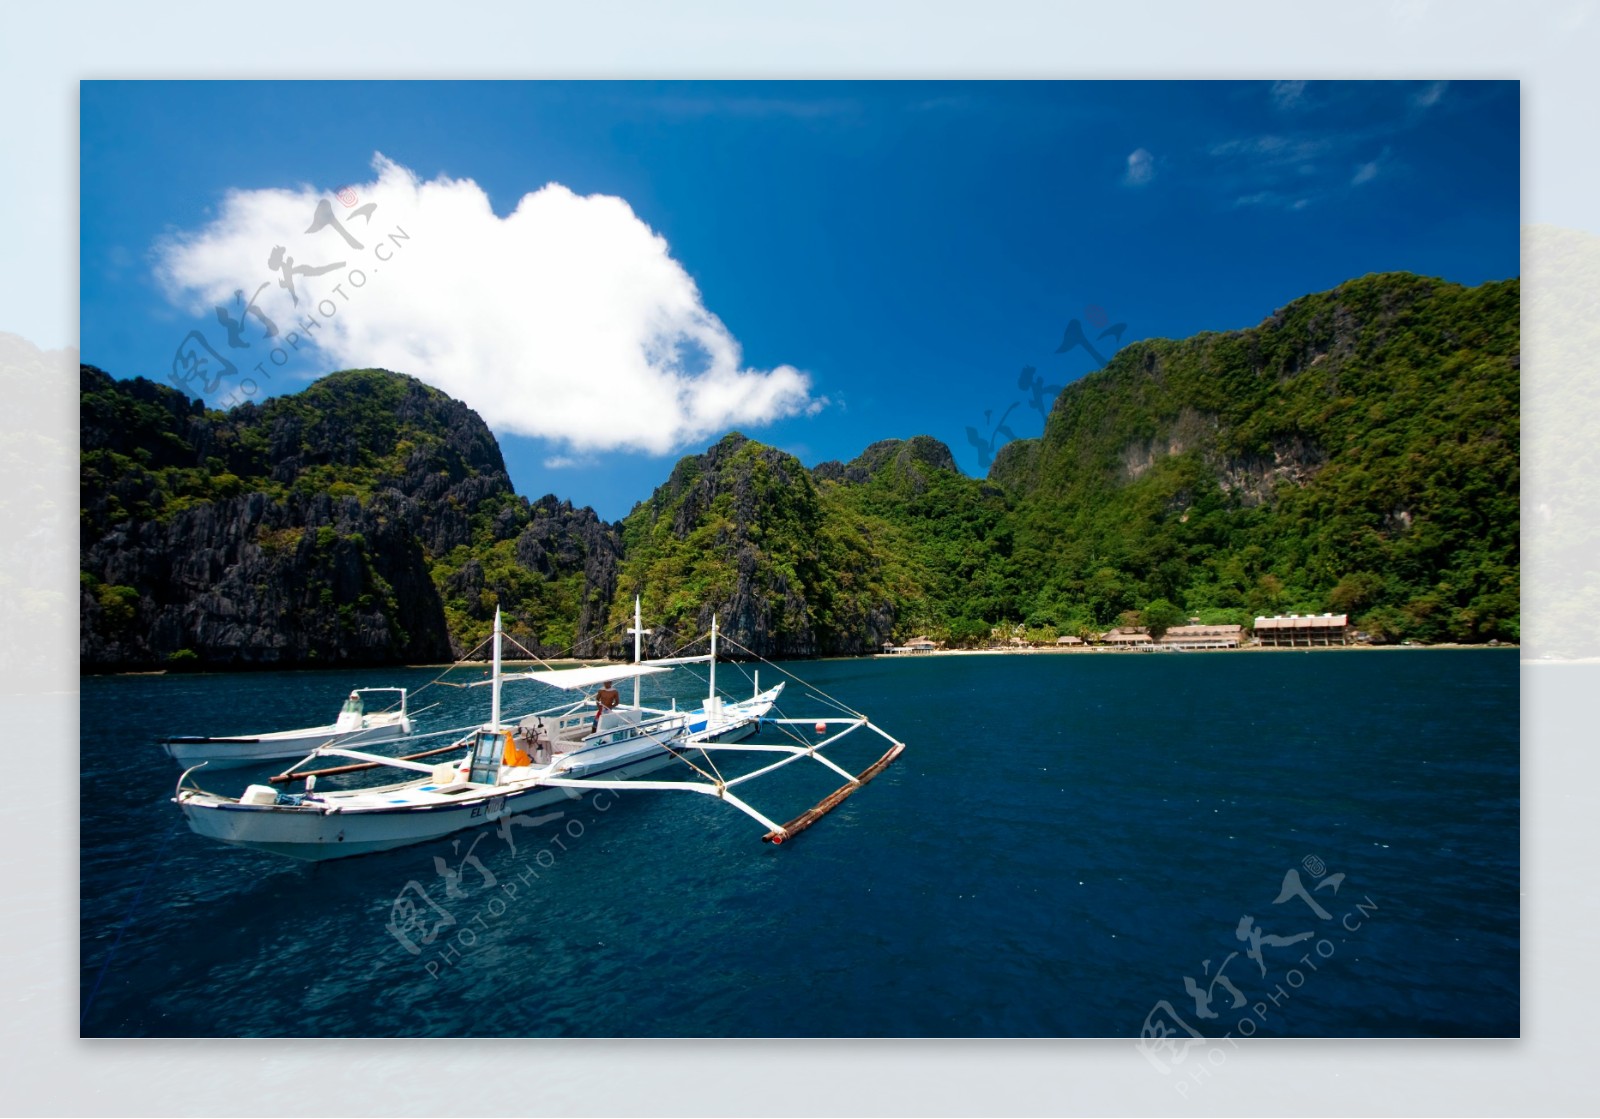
xmin=881 ymin=636 xmax=940 ymax=655
xmin=1102 ymin=629 xmax=1153 ymax=648
xmin=1055 ymin=635 xmax=1084 ymax=647
xmin=1253 ymin=613 xmax=1350 ymax=647
xmin=1158 ymin=624 xmax=1243 ymax=650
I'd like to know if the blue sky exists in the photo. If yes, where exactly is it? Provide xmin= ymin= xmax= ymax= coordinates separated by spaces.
xmin=80 ymin=80 xmax=1520 ymax=521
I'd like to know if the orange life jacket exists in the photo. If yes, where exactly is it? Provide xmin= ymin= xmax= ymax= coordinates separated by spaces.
xmin=502 ymin=730 xmax=532 ymax=767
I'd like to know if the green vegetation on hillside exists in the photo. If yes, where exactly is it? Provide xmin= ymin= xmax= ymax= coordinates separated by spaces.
xmin=80 ymin=271 xmax=1520 ymax=667
xmin=614 ymin=434 xmax=841 ymax=653
xmin=80 ymin=368 xmax=481 ymax=529
xmin=815 ymin=438 xmax=1015 ymax=647
xmin=991 ymin=273 xmax=1519 ymax=643
xmin=618 ymin=273 xmax=1521 ymax=650
xmin=79 ymin=367 xmax=613 ymax=668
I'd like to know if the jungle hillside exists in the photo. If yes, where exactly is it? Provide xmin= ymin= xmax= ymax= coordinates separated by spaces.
xmin=79 ymin=270 xmax=1519 ymax=669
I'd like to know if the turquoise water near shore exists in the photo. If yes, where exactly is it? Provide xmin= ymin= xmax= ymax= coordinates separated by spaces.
xmin=79 ymin=648 xmax=1518 ymax=1037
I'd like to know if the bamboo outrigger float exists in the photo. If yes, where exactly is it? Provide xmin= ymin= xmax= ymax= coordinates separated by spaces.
xmin=763 ymin=738 xmax=905 ymax=844
xmin=173 ymin=600 xmax=907 ymax=859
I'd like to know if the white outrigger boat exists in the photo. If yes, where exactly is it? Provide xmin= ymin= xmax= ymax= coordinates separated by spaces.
xmin=160 ymin=687 xmax=414 ymax=770
xmin=173 ymin=601 xmax=904 ymax=860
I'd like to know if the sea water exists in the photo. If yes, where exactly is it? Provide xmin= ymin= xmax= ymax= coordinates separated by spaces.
xmin=78 ymin=648 xmax=1518 ymax=1037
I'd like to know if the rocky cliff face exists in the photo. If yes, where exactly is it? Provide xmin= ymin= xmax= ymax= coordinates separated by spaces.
xmin=611 ymin=432 xmax=978 ymax=660
xmin=986 ymin=272 xmax=1520 ymax=643
xmin=80 ymin=270 xmax=1523 ymax=666
xmin=80 ymin=367 xmax=621 ymax=670
xmin=438 ymin=493 xmax=625 ymax=658
xmin=617 ymin=433 xmax=828 ymax=658
xmin=994 ymin=271 xmax=1515 ymax=509
xmin=80 ymin=489 xmax=449 ymax=668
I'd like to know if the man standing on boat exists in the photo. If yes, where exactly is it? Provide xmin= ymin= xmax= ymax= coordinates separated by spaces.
xmin=592 ymin=680 xmax=620 ymax=732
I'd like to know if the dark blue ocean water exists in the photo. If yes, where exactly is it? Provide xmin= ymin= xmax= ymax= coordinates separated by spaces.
xmin=79 ymin=648 xmax=1518 ymax=1037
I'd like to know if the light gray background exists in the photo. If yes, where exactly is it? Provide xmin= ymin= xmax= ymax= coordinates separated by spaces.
xmin=3 ymin=2 xmax=1590 ymax=1114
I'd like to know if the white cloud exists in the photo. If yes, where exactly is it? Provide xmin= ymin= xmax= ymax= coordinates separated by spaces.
xmin=1234 ymin=191 xmax=1282 ymax=208
xmin=1209 ymin=134 xmax=1329 ymax=162
xmin=1352 ymin=145 xmax=1393 ymax=186
xmin=1123 ymin=148 xmax=1155 ymax=186
xmin=1233 ymin=190 xmax=1312 ymax=211
xmin=154 ymin=153 xmax=817 ymax=455
xmin=1412 ymin=80 xmax=1448 ymax=109
xmin=1271 ymin=80 xmax=1308 ymax=110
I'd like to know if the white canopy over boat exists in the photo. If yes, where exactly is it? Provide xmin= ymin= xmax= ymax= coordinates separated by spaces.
xmin=476 ymin=662 xmax=670 ymax=691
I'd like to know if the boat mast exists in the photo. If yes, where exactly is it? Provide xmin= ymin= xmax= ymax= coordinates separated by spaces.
xmin=628 ymin=594 xmax=650 ymax=708
xmin=709 ymin=612 xmax=718 ymax=703
xmin=491 ymin=606 xmax=503 ymax=730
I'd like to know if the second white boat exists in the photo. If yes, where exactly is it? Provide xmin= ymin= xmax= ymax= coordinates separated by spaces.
xmin=160 ymin=687 xmax=414 ymax=770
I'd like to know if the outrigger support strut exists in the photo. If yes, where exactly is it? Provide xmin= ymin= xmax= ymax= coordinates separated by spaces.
xmin=761 ymin=740 xmax=905 ymax=845
xmin=529 ymin=730 xmax=906 ymax=845
xmin=532 ymin=775 xmax=790 ymax=835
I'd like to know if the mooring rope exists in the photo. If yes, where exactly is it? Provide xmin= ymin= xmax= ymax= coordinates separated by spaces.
xmin=717 ymin=634 xmax=869 ymax=720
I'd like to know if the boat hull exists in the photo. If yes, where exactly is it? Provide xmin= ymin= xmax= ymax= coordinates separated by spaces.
xmin=174 ymin=683 xmax=785 ymax=860
xmin=177 ymin=732 xmax=687 ymax=861
xmin=686 ymin=685 xmax=783 ymax=742
xmin=162 ymin=718 xmax=411 ymax=770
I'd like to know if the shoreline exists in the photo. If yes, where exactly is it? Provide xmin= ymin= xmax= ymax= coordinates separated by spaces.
xmin=95 ymin=643 xmax=1526 ymax=677
xmin=870 ymin=641 xmax=1517 ymax=659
